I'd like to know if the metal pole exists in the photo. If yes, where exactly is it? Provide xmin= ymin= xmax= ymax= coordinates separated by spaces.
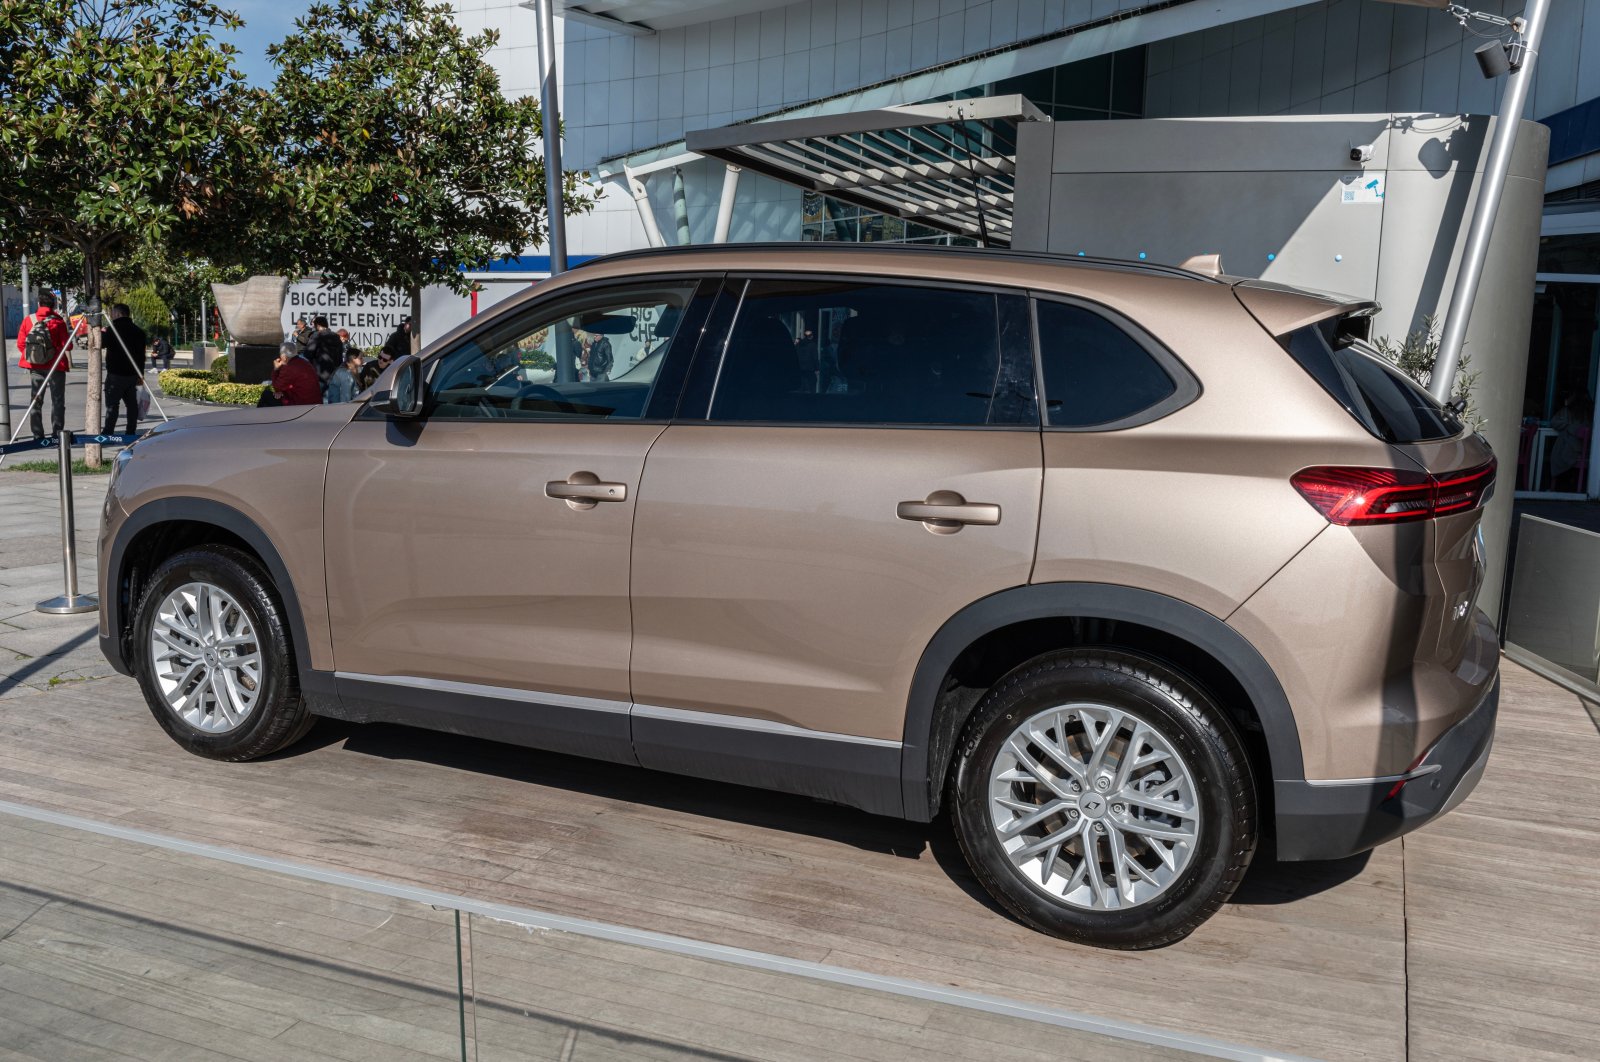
xmin=713 ymin=164 xmax=742 ymax=244
xmin=625 ymin=167 xmax=668 ymax=248
xmin=1 ymin=256 xmax=18 ymax=443
xmin=37 ymin=429 xmax=97 ymax=614
xmin=533 ymin=0 xmax=568 ymax=275
xmin=672 ymin=167 xmax=691 ymax=245
xmin=1430 ymin=0 xmax=1551 ymax=403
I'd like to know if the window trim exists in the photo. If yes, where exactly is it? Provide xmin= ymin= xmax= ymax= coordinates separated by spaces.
xmin=692 ymin=270 xmax=1040 ymax=432
xmin=358 ymin=273 xmax=719 ymax=425
xmin=1028 ymin=291 xmax=1201 ymax=432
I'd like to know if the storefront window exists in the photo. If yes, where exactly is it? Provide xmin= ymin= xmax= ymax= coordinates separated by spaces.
xmin=1524 ymin=280 xmax=1598 ymax=494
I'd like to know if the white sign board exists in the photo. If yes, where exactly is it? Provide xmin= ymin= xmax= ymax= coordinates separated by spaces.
xmin=1338 ymin=175 xmax=1385 ymax=205
xmin=282 ymin=280 xmax=408 ymax=349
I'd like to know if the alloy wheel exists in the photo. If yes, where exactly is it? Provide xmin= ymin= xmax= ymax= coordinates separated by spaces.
xmin=987 ymin=702 xmax=1201 ymax=911
xmin=148 ymin=581 xmax=263 ymax=734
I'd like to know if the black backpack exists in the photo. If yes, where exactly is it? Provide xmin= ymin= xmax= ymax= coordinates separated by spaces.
xmin=23 ymin=313 xmax=58 ymax=368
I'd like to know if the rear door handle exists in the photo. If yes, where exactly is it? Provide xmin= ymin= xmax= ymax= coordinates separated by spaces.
xmin=897 ymin=491 xmax=1000 ymax=534
xmin=547 ymin=472 xmax=627 ymax=510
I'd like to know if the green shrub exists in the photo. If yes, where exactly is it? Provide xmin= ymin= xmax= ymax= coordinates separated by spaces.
xmin=210 ymin=354 xmax=230 ymax=381
xmin=156 ymin=370 xmax=269 ymax=406
xmin=206 ymin=382 xmax=266 ymax=406
xmin=157 ymin=370 xmax=210 ymax=399
xmin=120 ymin=284 xmax=170 ymax=339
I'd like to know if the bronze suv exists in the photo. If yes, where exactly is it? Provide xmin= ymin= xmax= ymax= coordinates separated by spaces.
xmin=100 ymin=244 xmax=1499 ymax=948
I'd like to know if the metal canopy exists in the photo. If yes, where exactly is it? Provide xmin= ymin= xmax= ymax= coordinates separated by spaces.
xmin=684 ymin=95 xmax=1048 ymax=247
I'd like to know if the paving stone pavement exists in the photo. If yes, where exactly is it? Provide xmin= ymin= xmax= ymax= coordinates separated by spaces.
xmin=0 ymin=357 xmax=217 ymax=694
xmin=0 ymin=473 xmax=117 ymax=694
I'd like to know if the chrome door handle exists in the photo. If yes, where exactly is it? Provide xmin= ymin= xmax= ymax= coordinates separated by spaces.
xmin=897 ymin=491 xmax=1000 ymax=534
xmin=546 ymin=472 xmax=627 ymax=510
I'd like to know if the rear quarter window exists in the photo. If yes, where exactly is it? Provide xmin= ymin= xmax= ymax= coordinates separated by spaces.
xmin=1034 ymin=299 xmax=1196 ymax=429
xmin=1280 ymin=319 xmax=1462 ymax=443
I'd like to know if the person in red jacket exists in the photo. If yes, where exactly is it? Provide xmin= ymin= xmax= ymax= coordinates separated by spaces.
xmin=15 ymin=292 xmax=73 ymax=441
xmin=270 ymin=347 xmax=322 ymax=406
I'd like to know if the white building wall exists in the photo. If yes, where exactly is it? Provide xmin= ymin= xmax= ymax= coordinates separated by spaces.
xmin=457 ymin=0 xmax=1600 ymax=257
xmin=1146 ymin=1 xmax=1596 ymax=156
xmin=459 ymin=0 xmax=1198 ymax=257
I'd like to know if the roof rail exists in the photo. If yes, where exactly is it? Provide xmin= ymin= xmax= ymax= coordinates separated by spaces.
xmin=572 ymin=242 xmax=1220 ymax=283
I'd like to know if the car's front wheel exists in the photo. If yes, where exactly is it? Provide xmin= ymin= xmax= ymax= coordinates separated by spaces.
xmin=949 ymin=649 xmax=1256 ymax=949
xmin=133 ymin=545 xmax=312 ymax=761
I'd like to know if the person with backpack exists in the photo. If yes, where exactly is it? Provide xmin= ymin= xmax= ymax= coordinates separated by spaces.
xmin=15 ymin=292 xmax=72 ymax=441
xmin=101 ymin=303 xmax=148 ymax=435
xmin=152 ymin=334 xmax=175 ymax=371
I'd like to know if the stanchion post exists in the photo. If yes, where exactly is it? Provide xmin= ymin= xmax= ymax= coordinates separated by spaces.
xmin=0 ymin=341 xmax=11 ymax=444
xmin=37 ymin=430 xmax=97 ymax=615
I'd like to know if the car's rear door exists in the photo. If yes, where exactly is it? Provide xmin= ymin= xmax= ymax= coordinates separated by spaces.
xmin=323 ymin=276 xmax=715 ymax=762
xmin=627 ymin=274 xmax=1043 ymax=815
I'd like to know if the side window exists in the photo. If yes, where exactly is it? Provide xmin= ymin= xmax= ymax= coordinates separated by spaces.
xmin=1035 ymin=300 xmax=1179 ymax=428
xmin=708 ymin=278 xmax=1027 ymax=426
xmin=427 ymin=283 xmax=696 ymax=421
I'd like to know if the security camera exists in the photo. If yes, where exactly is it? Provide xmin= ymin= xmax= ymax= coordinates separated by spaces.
xmin=1350 ymin=144 xmax=1375 ymax=164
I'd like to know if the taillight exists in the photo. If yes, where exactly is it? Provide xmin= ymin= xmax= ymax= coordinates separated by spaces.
xmin=1430 ymin=459 xmax=1497 ymax=515
xmin=1291 ymin=457 xmax=1495 ymax=526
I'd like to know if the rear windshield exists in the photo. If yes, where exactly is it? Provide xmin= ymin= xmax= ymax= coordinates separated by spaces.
xmin=1279 ymin=319 xmax=1462 ymax=443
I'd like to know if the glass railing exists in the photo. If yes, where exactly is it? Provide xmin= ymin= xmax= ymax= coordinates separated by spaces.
xmin=1504 ymin=515 xmax=1600 ymax=700
xmin=0 ymin=799 xmax=1262 ymax=1061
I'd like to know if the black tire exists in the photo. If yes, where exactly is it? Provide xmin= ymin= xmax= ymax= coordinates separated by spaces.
xmin=948 ymin=649 xmax=1256 ymax=949
xmin=132 ymin=545 xmax=312 ymax=761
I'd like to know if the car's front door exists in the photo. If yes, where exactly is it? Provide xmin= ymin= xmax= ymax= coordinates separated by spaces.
xmin=628 ymin=275 xmax=1042 ymax=813
xmin=324 ymin=276 xmax=711 ymax=762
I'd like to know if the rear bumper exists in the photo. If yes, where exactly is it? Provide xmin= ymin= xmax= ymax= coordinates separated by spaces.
xmin=1273 ymin=672 xmax=1498 ymax=862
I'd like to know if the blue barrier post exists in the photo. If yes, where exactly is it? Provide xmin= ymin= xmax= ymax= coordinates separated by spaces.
xmin=37 ymin=430 xmax=98 ymax=615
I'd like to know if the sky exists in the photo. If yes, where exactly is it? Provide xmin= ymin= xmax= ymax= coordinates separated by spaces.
xmin=221 ymin=0 xmax=313 ymax=86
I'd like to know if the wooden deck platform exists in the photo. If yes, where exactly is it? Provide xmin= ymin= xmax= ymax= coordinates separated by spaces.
xmin=0 ymin=650 xmax=1594 ymax=1060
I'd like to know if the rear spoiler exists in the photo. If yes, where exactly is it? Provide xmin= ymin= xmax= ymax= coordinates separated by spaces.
xmin=1232 ymin=278 xmax=1379 ymax=340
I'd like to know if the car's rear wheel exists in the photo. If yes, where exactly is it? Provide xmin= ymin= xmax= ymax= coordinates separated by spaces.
xmin=949 ymin=649 xmax=1255 ymax=949
xmin=133 ymin=545 xmax=312 ymax=760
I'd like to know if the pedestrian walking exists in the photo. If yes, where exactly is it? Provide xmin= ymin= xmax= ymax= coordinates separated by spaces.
xmin=15 ymin=292 xmax=71 ymax=441
xmin=102 ymin=303 xmax=148 ymax=435
xmin=269 ymin=346 xmax=322 ymax=406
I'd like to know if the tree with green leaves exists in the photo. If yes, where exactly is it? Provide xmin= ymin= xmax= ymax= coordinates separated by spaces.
xmin=1374 ymin=314 xmax=1484 ymax=429
xmin=0 ymin=0 xmax=269 ymax=463
xmin=263 ymin=0 xmax=593 ymax=348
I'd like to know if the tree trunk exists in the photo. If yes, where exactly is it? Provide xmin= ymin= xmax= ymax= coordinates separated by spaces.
xmin=83 ymin=253 xmax=103 ymax=469
xmin=409 ymin=285 xmax=422 ymax=355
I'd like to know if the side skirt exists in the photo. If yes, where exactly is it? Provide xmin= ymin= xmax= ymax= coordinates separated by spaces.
xmin=324 ymin=672 xmax=638 ymax=767
xmin=306 ymin=672 xmax=905 ymax=817
xmin=632 ymin=704 xmax=905 ymax=818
